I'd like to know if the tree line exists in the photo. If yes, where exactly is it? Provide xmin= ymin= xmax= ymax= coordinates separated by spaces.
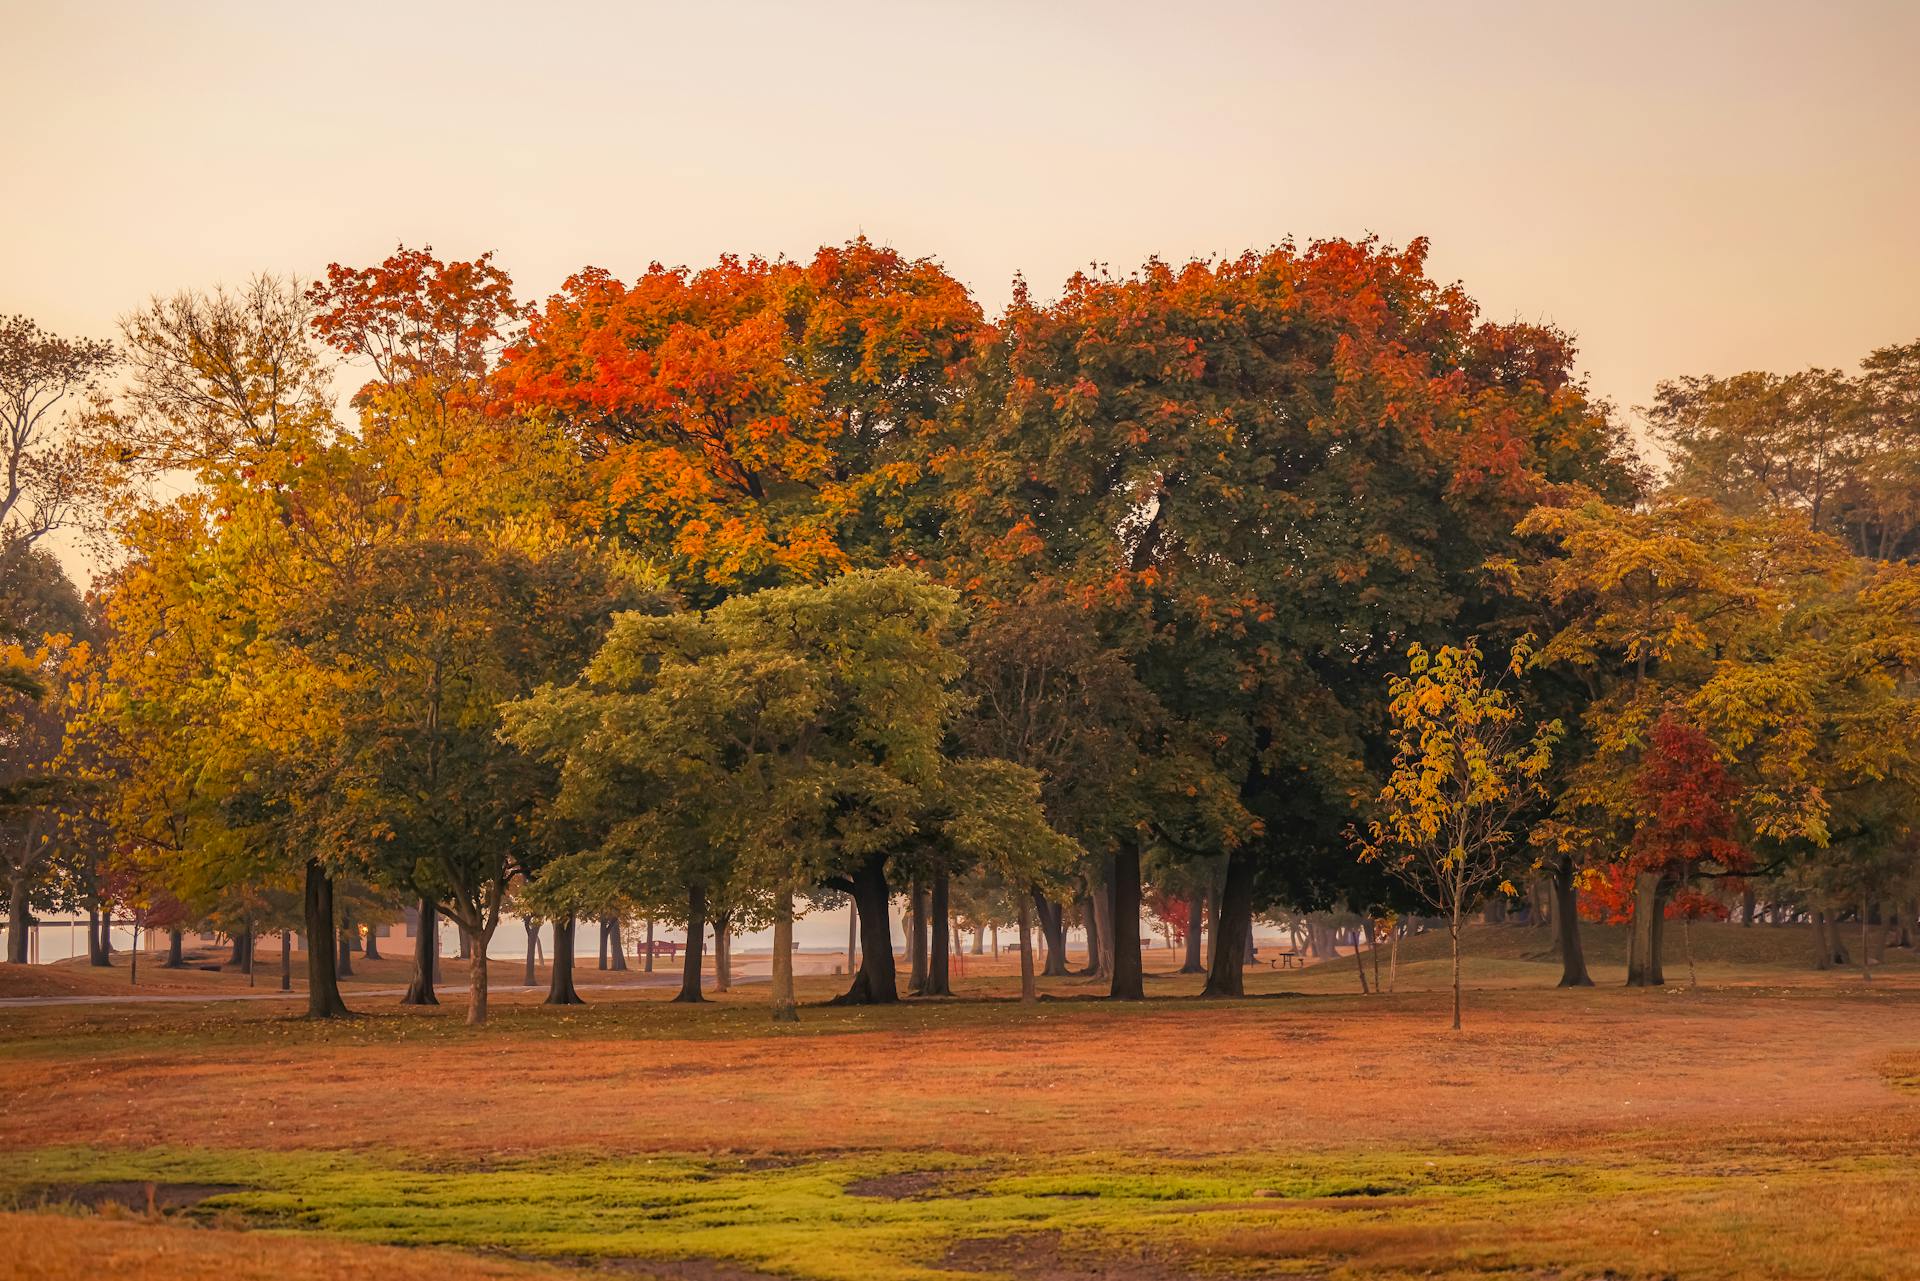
xmin=3 ymin=237 xmax=1917 ymax=1027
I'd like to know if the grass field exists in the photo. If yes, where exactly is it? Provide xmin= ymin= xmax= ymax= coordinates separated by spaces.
xmin=4 ymin=922 xmax=1917 ymax=1279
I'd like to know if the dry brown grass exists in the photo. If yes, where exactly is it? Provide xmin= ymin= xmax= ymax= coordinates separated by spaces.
xmin=0 ymin=1209 xmax=572 ymax=1280
xmin=5 ymin=924 xmax=1919 ymax=1279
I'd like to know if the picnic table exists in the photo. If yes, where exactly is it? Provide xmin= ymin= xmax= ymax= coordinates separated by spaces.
xmin=1263 ymin=950 xmax=1303 ymax=969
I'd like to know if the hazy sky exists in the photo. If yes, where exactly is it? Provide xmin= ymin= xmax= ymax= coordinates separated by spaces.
xmin=8 ymin=0 xmax=1916 ymax=405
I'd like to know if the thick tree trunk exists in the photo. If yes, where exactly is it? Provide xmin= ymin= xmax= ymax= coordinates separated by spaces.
xmin=971 ymin=926 xmax=984 ymax=956
xmin=597 ymin=919 xmax=609 ymax=969
xmin=302 ymin=860 xmax=349 ymax=1019
xmin=226 ymin=930 xmax=252 ymax=970
xmin=163 ymin=927 xmax=184 ymax=969
xmin=1180 ymin=892 xmax=1205 ymax=974
xmin=1017 ymin=895 xmax=1037 ymax=1002
xmin=1109 ymin=842 xmax=1144 ymax=1000
xmin=607 ymin=917 xmax=628 ymax=971
xmin=363 ymin=925 xmax=381 ymax=961
xmin=335 ymin=926 xmax=354 ymax=978
xmin=675 ymin=882 xmax=707 ymax=1003
xmin=1812 ymin=909 xmax=1833 ymax=970
xmin=466 ymin=923 xmax=493 ymax=1026
xmin=1032 ymin=889 xmax=1069 ymax=977
xmin=1741 ymin=888 xmax=1757 ymax=927
xmin=279 ymin=930 xmax=291 ymax=992
xmin=907 ymin=879 xmax=929 ymax=995
xmin=5 ymin=875 xmax=29 ymax=964
xmin=546 ymin=914 xmax=584 ymax=1005
xmin=925 ymin=867 xmax=952 ymax=996
xmin=1202 ymin=849 xmax=1255 ymax=997
xmin=1079 ymin=873 xmax=1109 ymax=978
xmin=1551 ymin=853 xmax=1594 ymax=988
xmin=523 ymin=919 xmax=539 ymax=987
xmin=1626 ymin=873 xmax=1668 ymax=987
xmin=712 ymin=911 xmax=733 ymax=992
xmin=86 ymin=907 xmax=110 ymax=966
xmin=771 ymin=885 xmax=798 ymax=1023
xmin=644 ymin=917 xmax=655 ymax=973
xmin=833 ymin=851 xmax=899 ymax=1004
xmin=402 ymin=898 xmax=439 ymax=1005
xmin=845 ymin=901 xmax=857 ymax=977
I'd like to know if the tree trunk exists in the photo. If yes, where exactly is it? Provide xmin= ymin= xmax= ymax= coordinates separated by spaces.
xmin=1109 ymin=842 xmax=1144 ymax=1000
xmin=644 ymin=916 xmax=656 ymax=973
xmin=1812 ymin=909 xmax=1833 ymax=970
xmin=1180 ymin=892 xmax=1205 ymax=974
xmin=1032 ymin=888 xmax=1069 ymax=977
xmin=1017 ymin=895 xmax=1037 ymax=1002
xmin=362 ymin=924 xmax=381 ymax=961
xmin=163 ymin=927 xmax=184 ymax=969
xmin=1551 ymin=853 xmax=1594 ymax=988
xmin=771 ymin=884 xmax=798 ymax=1023
xmin=523 ymin=919 xmax=539 ymax=987
xmin=906 ymin=879 xmax=929 ymax=995
xmin=1449 ymin=906 xmax=1463 ymax=1030
xmin=845 ymin=900 xmax=857 ymax=977
xmin=1860 ymin=900 xmax=1872 ymax=983
xmin=712 ymin=911 xmax=732 ymax=992
xmin=279 ymin=930 xmax=291 ymax=992
xmin=971 ymin=926 xmax=984 ymax=956
xmin=4 ymin=875 xmax=29 ymax=964
xmin=546 ymin=914 xmax=584 ymax=1005
xmin=597 ymin=919 xmax=609 ymax=970
xmin=833 ymin=851 xmax=899 ymax=1004
xmin=465 ymin=922 xmax=493 ymax=1026
xmin=302 ymin=860 xmax=349 ymax=1019
xmin=925 ymin=867 xmax=952 ymax=996
xmin=675 ymin=882 xmax=708 ymax=1003
xmin=226 ymin=930 xmax=251 ymax=970
xmin=1202 ymin=849 xmax=1254 ymax=997
xmin=86 ymin=907 xmax=109 ymax=966
xmin=1626 ymin=872 xmax=1668 ymax=987
xmin=1387 ymin=921 xmax=1400 ymax=993
xmin=607 ymin=917 xmax=627 ymax=971
xmin=402 ymin=897 xmax=439 ymax=1005
xmin=1741 ymin=888 xmax=1756 ymax=927
xmin=335 ymin=926 xmax=354 ymax=978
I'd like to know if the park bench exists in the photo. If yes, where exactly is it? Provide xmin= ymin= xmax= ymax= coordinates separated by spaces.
xmin=636 ymin=941 xmax=681 ymax=959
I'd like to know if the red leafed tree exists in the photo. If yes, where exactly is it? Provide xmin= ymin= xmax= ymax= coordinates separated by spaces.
xmin=1618 ymin=713 xmax=1751 ymax=986
xmin=494 ymin=239 xmax=982 ymax=601
xmin=1143 ymin=888 xmax=1191 ymax=946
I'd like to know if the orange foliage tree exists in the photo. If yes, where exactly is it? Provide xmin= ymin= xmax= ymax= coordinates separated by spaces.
xmin=496 ymin=238 xmax=983 ymax=600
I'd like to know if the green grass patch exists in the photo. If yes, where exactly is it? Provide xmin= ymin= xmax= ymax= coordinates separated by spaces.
xmin=2 ymin=1143 xmax=1895 ymax=1281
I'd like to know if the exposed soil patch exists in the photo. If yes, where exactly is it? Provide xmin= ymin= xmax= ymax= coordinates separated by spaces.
xmin=843 ymin=1169 xmax=955 ymax=1199
xmin=944 ymin=1230 xmax=1207 ymax=1280
xmin=21 ymin=1181 xmax=244 ymax=1214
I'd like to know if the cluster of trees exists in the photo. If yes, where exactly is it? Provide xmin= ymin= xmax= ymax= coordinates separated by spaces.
xmin=3 ymin=236 xmax=1917 ymax=1028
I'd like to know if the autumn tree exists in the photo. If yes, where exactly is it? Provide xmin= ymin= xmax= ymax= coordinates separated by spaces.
xmin=943 ymin=238 xmax=1637 ymax=997
xmin=497 ymin=239 xmax=983 ymax=601
xmin=503 ymin=569 xmax=1075 ymax=1014
xmin=1513 ymin=496 xmax=1851 ymax=984
xmin=1358 ymin=639 xmax=1560 ymax=1029
xmin=1621 ymin=714 xmax=1750 ymax=987
xmin=1 ymin=314 xmax=115 ymax=557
